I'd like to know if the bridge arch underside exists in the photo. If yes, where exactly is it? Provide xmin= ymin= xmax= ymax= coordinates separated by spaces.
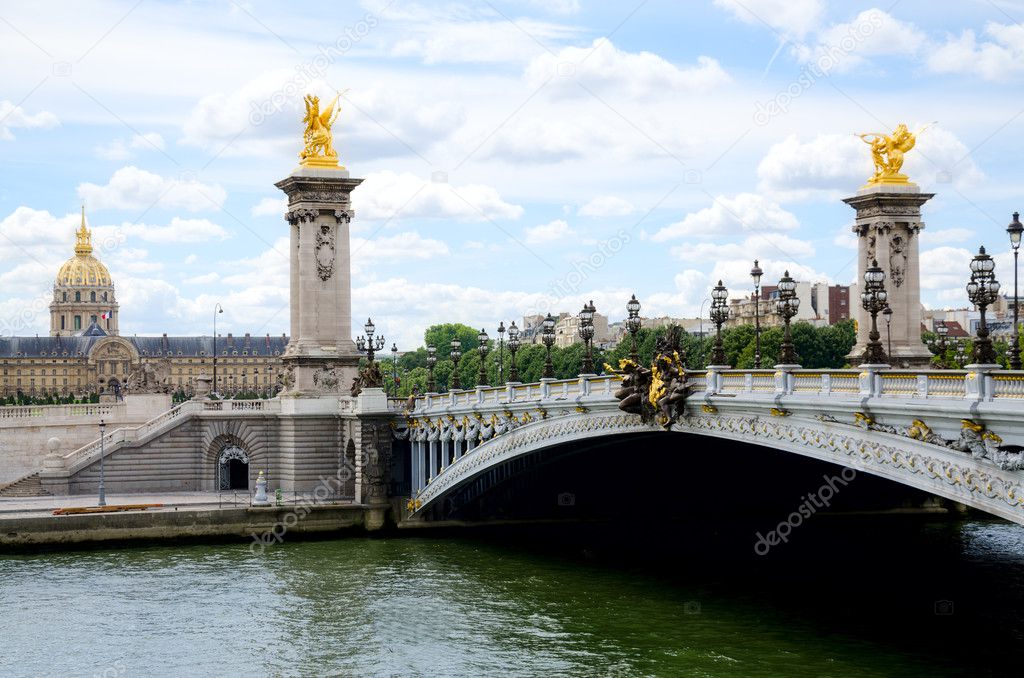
xmin=415 ymin=415 xmax=1024 ymax=527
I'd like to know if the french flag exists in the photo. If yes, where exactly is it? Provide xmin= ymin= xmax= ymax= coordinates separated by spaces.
xmin=101 ymin=311 xmax=111 ymax=320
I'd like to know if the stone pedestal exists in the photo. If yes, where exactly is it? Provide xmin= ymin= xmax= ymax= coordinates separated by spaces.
xmin=275 ymin=166 xmax=364 ymax=397
xmin=844 ymin=184 xmax=934 ymax=367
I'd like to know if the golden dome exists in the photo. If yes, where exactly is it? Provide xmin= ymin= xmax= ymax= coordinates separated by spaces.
xmin=56 ymin=208 xmax=112 ymax=287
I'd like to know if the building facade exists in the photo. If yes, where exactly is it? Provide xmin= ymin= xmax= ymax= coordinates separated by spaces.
xmin=1 ymin=213 xmax=287 ymax=398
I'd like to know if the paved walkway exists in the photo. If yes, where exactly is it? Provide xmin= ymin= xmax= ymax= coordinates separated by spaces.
xmin=0 ymin=491 xmax=352 ymax=519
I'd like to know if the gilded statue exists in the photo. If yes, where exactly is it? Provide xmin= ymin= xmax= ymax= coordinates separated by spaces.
xmin=299 ymin=92 xmax=344 ymax=169
xmin=857 ymin=122 xmax=932 ymax=186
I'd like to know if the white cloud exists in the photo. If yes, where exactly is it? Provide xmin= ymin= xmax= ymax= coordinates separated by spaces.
xmin=922 ymin=227 xmax=976 ymax=246
xmin=251 ymin=197 xmax=287 ymax=217
xmin=927 ymin=22 xmax=1024 ymax=80
xmin=0 ymin=101 xmax=58 ymax=141
xmin=652 ymin=193 xmax=799 ymax=242
xmin=78 ymin=166 xmax=227 ymax=212
xmin=525 ymin=38 xmax=729 ymax=98
xmin=808 ymin=9 xmax=927 ymax=69
xmin=711 ymin=258 xmax=831 ymax=293
xmin=94 ymin=132 xmax=166 ymax=160
xmin=351 ymin=231 xmax=450 ymax=267
xmin=643 ymin=270 xmax=713 ymax=318
xmin=713 ymin=0 xmax=824 ymax=39
xmin=671 ymin=234 xmax=815 ymax=263
xmin=757 ymin=128 xmax=984 ymax=200
xmin=578 ymin=196 xmax=636 ymax=217
xmin=392 ymin=17 xmax=578 ymax=64
xmin=112 ymin=217 xmax=231 ymax=244
xmin=352 ymin=170 xmax=523 ymax=222
xmin=920 ymin=246 xmax=973 ymax=291
xmin=524 ymin=219 xmax=574 ymax=244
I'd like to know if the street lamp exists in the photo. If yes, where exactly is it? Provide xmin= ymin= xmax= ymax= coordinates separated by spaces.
xmin=390 ymin=343 xmax=399 ymax=397
xmin=1008 ymin=212 xmax=1022 ymax=369
xmin=776 ymin=270 xmax=801 ymax=365
xmin=450 ymin=338 xmax=463 ymax=390
xmin=750 ymin=259 xmax=763 ymax=368
xmin=955 ymin=340 xmax=968 ymax=368
xmin=98 ymin=419 xmax=106 ymax=507
xmin=625 ymin=294 xmax=642 ymax=364
xmin=507 ymin=322 xmax=521 ymax=382
xmin=477 ymin=328 xmax=490 ymax=386
xmin=860 ymin=259 xmax=889 ymax=365
xmin=710 ymin=280 xmax=730 ymax=366
xmin=967 ymin=246 xmax=1001 ymax=365
xmin=932 ymin=321 xmax=950 ymax=368
xmin=356 ymin=317 xmax=386 ymax=362
xmin=882 ymin=305 xmax=894 ymax=365
xmin=212 ymin=302 xmax=223 ymax=396
xmin=578 ymin=300 xmax=596 ymax=375
xmin=542 ymin=313 xmax=556 ymax=378
xmin=426 ymin=345 xmax=437 ymax=393
xmin=496 ymin=321 xmax=506 ymax=385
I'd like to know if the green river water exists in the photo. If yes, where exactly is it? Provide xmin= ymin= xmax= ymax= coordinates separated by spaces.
xmin=1 ymin=517 xmax=1022 ymax=677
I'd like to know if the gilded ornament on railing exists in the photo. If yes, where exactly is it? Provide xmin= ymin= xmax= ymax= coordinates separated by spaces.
xmin=857 ymin=122 xmax=932 ymax=186
xmin=769 ymin=407 xmax=791 ymax=417
xmin=299 ymin=92 xmax=344 ymax=169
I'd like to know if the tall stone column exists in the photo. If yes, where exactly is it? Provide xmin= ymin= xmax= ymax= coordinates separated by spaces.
xmin=274 ymin=167 xmax=363 ymax=396
xmin=844 ymin=184 xmax=934 ymax=367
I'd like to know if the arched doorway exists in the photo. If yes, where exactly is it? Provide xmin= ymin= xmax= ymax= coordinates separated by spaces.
xmin=218 ymin=445 xmax=250 ymax=491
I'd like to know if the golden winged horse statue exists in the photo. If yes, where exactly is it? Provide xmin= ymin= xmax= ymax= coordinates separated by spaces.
xmin=857 ymin=122 xmax=934 ymax=186
xmin=299 ymin=92 xmax=343 ymax=168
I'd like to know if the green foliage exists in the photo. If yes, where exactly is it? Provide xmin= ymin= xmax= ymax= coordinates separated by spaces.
xmin=423 ymin=323 xmax=482 ymax=354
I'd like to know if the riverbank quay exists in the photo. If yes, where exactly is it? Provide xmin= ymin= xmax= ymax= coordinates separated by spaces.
xmin=0 ymin=492 xmax=389 ymax=550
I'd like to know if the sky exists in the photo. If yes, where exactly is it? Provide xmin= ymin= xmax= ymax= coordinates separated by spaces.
xmin=1 ymin=0 xmax=1022 ymax=348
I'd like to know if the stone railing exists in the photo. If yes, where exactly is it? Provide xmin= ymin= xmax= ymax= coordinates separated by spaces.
xmin=200 ymin=399 xmax=281 ymax=413
xmin=0 ymin=402 xmax=123 ymax=421
xmin=409 ymin=367 xmax=1024 ymax=414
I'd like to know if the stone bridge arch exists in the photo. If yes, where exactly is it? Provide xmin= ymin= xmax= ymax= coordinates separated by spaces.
xmin=201 ymin=419 xmax=272 ymax=491
xmin=411 ymin=411 xmax=1024 ymax=525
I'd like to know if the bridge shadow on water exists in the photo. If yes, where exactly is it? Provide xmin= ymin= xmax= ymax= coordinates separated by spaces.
xmin=429 ymin=432 xmax=1024 ymax=674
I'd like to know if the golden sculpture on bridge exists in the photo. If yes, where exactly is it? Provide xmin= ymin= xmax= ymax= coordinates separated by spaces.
xmin=299 ymin=92 xmax=344 ymax=169
xmin=857 ymin=122 xmax=933 ymax=186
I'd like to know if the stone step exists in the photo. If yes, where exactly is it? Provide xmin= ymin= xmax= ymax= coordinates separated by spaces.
xmin=0 ymin=473 xmax=50 ymax=497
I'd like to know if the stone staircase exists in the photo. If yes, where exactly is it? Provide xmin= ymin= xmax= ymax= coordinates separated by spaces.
xmin=0 ymin=473 xmax=49 ymax=497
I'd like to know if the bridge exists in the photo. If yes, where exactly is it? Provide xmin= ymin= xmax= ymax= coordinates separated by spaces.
xmin=398 ymin=365 xmax=1024 ymax=526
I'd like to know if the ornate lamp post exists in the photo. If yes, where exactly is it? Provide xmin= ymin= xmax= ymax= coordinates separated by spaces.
xmin=625 ymin=294 xmax=642 ymax=363
xmin=212 ymin=302 xmax=223 ymax=395
xmin=495 ymin=321 xmax=506 ymax=385
xmin=882 ymin=305 xmax=894 ymax=364
xmin=966 ymin=246 xmax=1001 ymax=365
xmin=541 ymin=313 xmax=556 ymax=378
xmin=426 ymin=345 xmax=437 ymax=393
xmin=98 ymin=419 xmax=106 ymax=507
xmin=860 ymin=259 xmax=889 ymax=365
xmin=578 ymin=300 xmax=596 ymax=374
xmin=390 ymin=343 xmax=399 ymax=397
xmin=955 ymin=340 xmax=968 ymax=368
xmin=776 ymin=270 xmax=801 ymax=365
xmin=932 ymin=321 xmax=950 ymax=368
xmin=507 ymin=321 xmax=521 ymax=382
xmin=476 ymin=328 xmax=490 ymax=386
xmin=750 ymin=260 xmax=763 ymax=368
xmin=1008 ymin=212 xmax=1022 ymax=369
xmin=710 ymin=280 xmax=730 ymax=366
xmin=450 ymin=338 xmax=463 ymax=390
xmin=356 ymin=317 xmax=386 ymax=362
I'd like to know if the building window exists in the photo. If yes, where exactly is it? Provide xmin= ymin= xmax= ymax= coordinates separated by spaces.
xmin=74 ymin=316 xmax=81 ymax=331
xmin=61 ymin=317 xmax=65 ymax=330
xmin=90 ymin=315 xmax=97 ymax=325
xmin=75 ymin=291 xmax=81 ymax=302
xmin=90 ymin=291 xmax=96 ymax=302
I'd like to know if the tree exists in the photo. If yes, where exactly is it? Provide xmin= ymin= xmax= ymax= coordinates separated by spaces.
xmin=423 ymin=324 xmax=481 ymax=354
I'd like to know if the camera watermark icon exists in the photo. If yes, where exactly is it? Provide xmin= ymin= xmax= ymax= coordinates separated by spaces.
xmin=934 ymin=600 xmax=954 ymax=616
xmin=683 ymin=600 xmax=702 ymax=615
xmin=684 ymin=169 xmax=703 ymax=184
xmin=52 ymin=62 xmax=72 ymax=77
xmin=178 ymin=169 xmax=198 ymax=184
xmin=557 ymin=491 xmax=575 ymax=506
xmin=431 ymin=170 xmax=449 ymax=184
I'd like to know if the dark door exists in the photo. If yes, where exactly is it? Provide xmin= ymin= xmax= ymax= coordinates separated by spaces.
xmin=227 ymin=459 xmax=248 ymax=490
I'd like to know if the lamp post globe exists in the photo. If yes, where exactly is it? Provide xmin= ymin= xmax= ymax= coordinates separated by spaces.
xmin=541 ymin=313 xmax=556 ymax=378
xmin=776 ymin=270 xmax=801 ymax=365
xmin=476 ymin=328 xmax=490 ymax=387
xmin=1008 ymin=212 xmax=1023 ymax=369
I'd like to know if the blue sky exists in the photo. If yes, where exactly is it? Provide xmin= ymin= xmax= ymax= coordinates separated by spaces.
xmin=1 ymin=0 xmax=1022 ymax=348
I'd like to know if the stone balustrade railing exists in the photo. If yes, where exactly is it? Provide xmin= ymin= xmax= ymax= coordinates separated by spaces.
xmin=0 ymin=402 xmax=123 ymax=421
xmin=408 ymin=367 xmax=1024 ymax=414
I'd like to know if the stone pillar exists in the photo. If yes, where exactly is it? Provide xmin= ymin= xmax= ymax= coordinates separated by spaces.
xmin=275 ymin=167 xmax=364 ymax=396
xmin=844 ymin=184 xmax=934 ymax=367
